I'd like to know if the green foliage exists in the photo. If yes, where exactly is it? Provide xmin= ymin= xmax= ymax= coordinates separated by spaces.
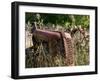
xmin=25 ymin=13 xmax=35 ymax=23
xmin=42 ymin=14 xmax=71 ymax=27
xmin=25 ymin=13 xmax=90 ymax=29
xmin=74 ymin=15 xmax=90 ymax=28
xmin=25 ymin=13 xmax=90 ymax=67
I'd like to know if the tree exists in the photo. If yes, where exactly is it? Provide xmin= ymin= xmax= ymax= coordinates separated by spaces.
xmin=25 ymin=13 xmax=90 ymax=30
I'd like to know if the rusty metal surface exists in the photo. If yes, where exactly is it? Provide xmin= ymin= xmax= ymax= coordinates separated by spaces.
xmin=33 ymin=29 xmax=61 ymax=41
xmin=32 ymin=29 xmax=74 ymax=66
xmin=60 ymin=32 xmax=74 ymax=66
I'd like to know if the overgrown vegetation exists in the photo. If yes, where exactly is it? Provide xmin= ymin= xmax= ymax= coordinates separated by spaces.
xmin=25 ymin=13 xmax=89 ymax=68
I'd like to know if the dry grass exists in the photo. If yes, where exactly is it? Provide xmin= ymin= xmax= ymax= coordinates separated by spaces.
xmin=25 ymin=30 xmax=89 ymax=68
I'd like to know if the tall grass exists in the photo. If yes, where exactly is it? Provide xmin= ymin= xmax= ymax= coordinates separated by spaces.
xmin=25 ymin=28 xmax=89 ymax=68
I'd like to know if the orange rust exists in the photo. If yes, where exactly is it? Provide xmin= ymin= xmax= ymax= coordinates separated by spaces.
xmin=33 ymin=29 xmax=61 ymax=40
xmin=32 ymin=29 xmax=74 ymax=66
